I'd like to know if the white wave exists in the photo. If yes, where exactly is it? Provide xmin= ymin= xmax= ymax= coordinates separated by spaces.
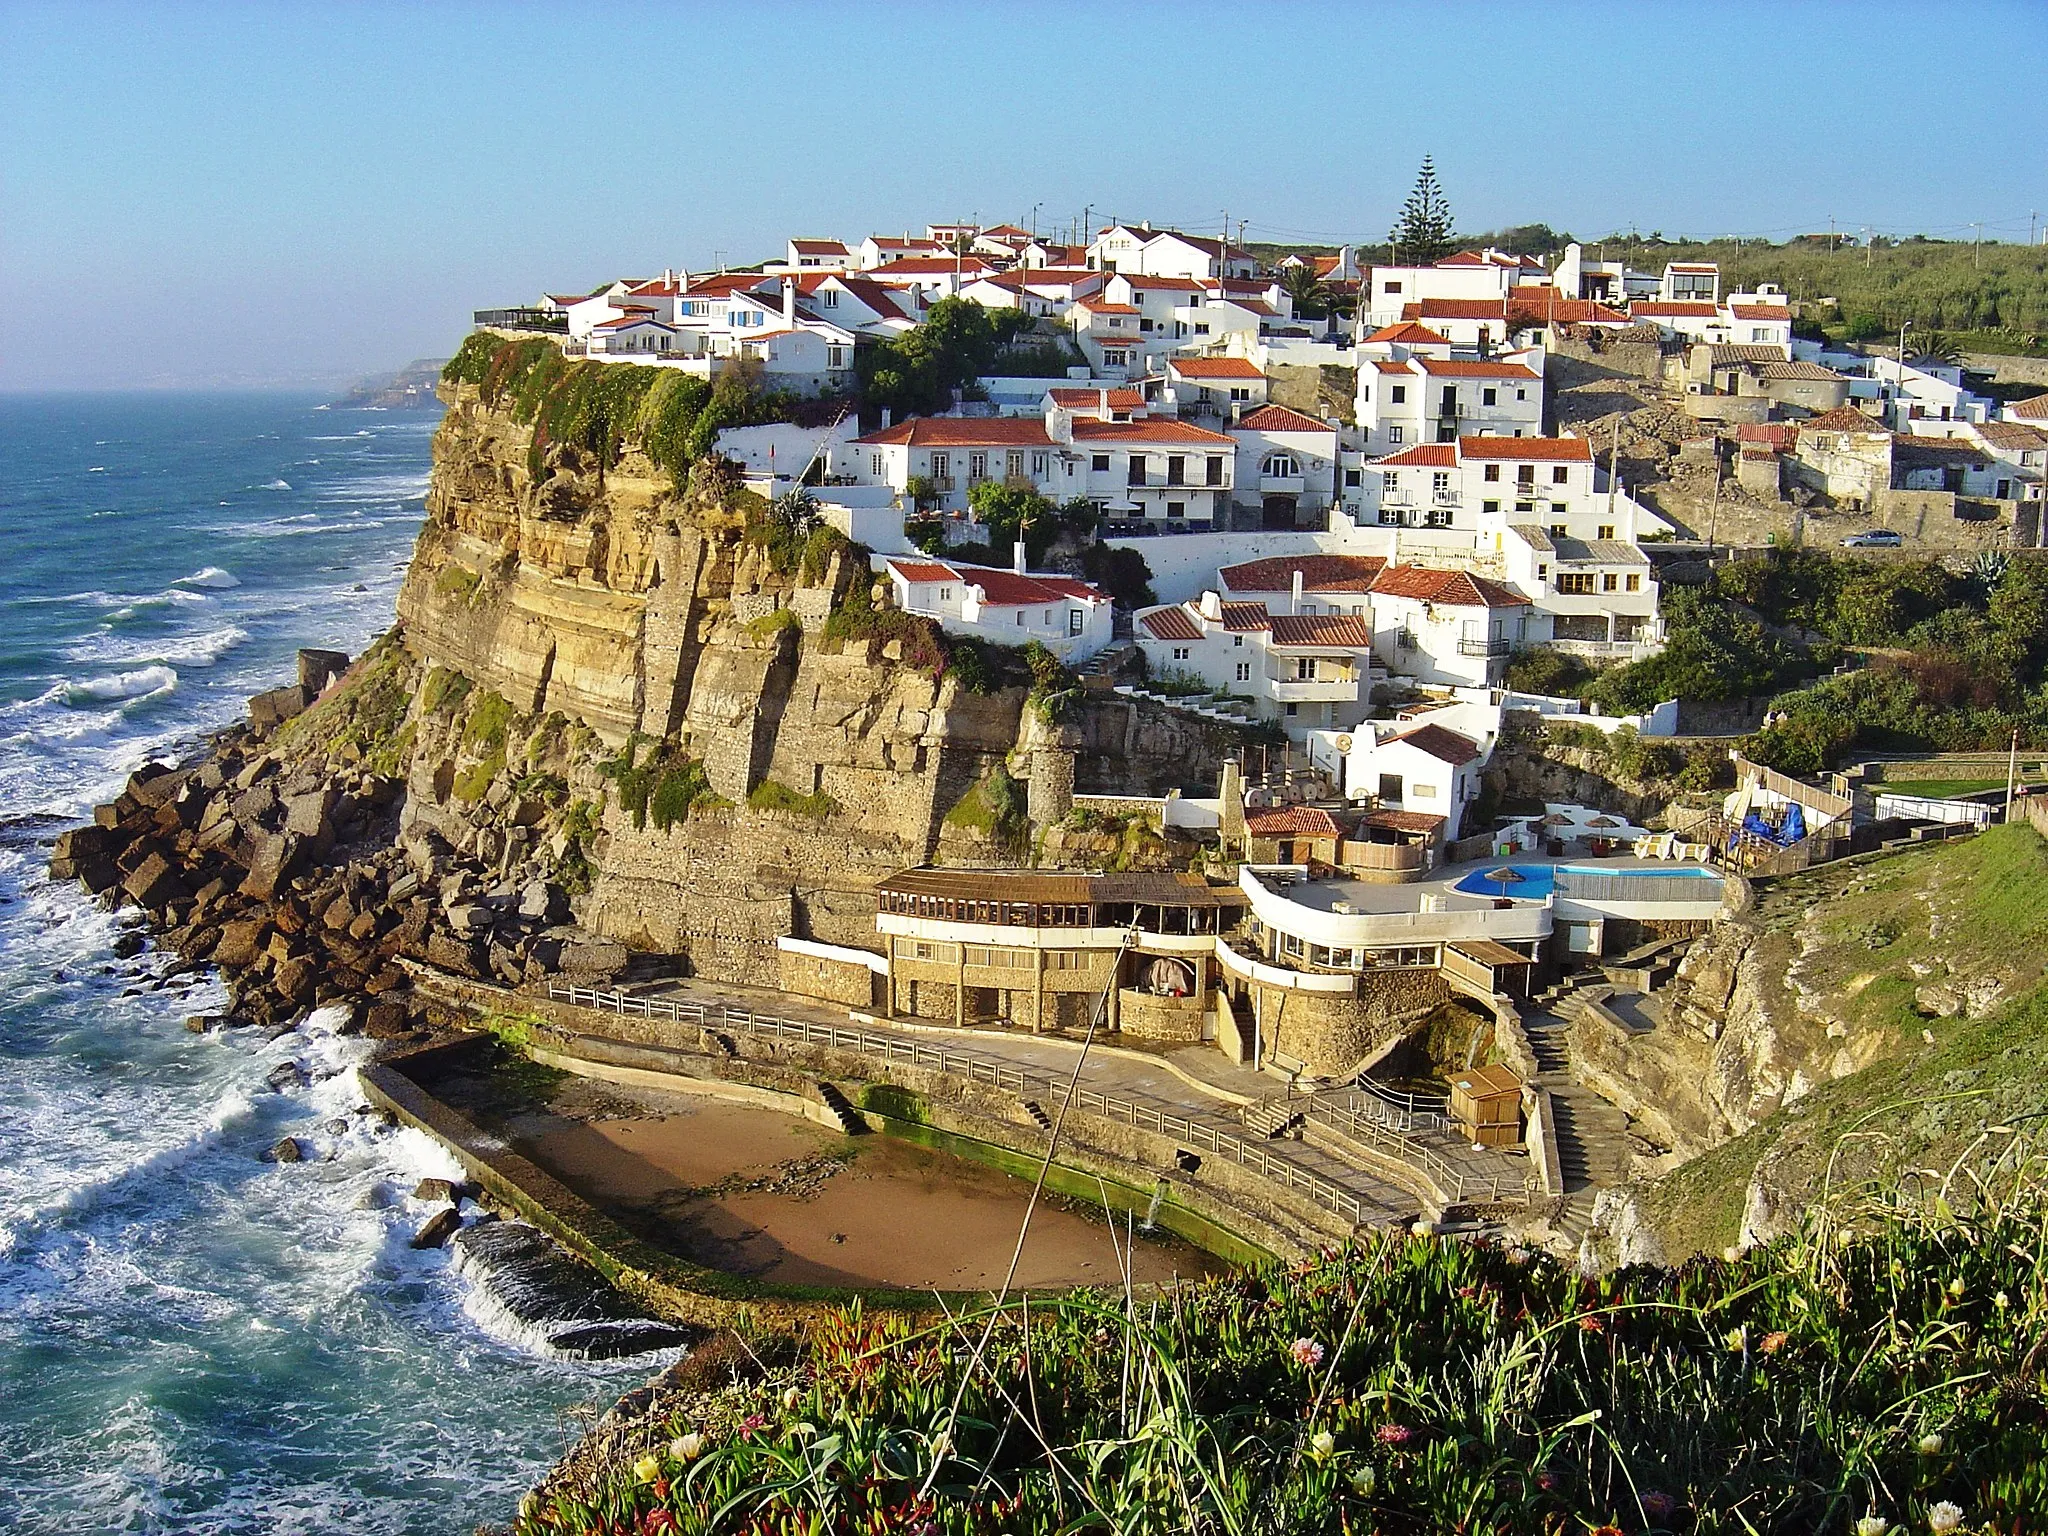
xmin=66 ymin=625 xmax=248 ymax=670
xmin=87 ymin=466 xmax=107 ymax=473
xmin=173 ymin=567 xmax=240 ymax=590
xmin=63 ymin=666 xmax=177 ymax=706
xmin=260 ymin=479 xmax=292 ymax=491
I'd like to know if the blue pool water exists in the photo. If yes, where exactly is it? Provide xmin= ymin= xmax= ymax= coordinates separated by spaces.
xmin=1451 ymin=864 xmax=1725 ymax=898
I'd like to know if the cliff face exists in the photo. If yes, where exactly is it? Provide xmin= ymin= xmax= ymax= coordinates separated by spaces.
xmin=387 ymin=384 xmax=1235 ymax=986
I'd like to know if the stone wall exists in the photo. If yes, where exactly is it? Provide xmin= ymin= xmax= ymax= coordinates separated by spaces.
xmin=1118 ymin=988 xmax=1205 ymax=1042
xmin=777 ymin=948 xmax=882 ymax=1010
xmin=1241 ymin=967 xmax=1449 ymax=1077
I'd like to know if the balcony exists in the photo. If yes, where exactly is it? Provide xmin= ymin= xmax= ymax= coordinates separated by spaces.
xmin=1267 ymin=675 xmax=1360 ymax=703
xmin=1457 ymin=636 xmax=1513 ymax=657
xmin=928 ymin=476 xmax=956 ymax=493
xmin=474 ymin=309 xmax=569 ymax=334
xmin=1259 ymin=473 xmax=1307 ymax=494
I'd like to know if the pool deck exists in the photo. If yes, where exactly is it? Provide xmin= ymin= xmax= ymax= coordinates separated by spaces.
xmin=1275 ymin=853 xmax=1722 ymax=917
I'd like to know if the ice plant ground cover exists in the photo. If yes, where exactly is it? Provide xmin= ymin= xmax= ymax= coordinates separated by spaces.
xmin=515 ymin=1142 xmax=2048 ymax=1536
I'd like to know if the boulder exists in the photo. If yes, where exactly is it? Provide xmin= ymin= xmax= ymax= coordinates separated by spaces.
xmin=518 ymin=879 xmax=567 ymax=925
xmin=74 ymin=855 xmax=123 ymax=896
xmin=425 ymin=932 xmax=486 ymax=980
xmin=269 ymin=1136 xmax=306 ymax=1164
xmin=386 ymin=871 xmax=422 ymax=904
xmin=346 ymin=910 xmax=380 ymax=942
xmin=445 ymin=903 xmax=493 ymax=938
xmin=410 ymin=1207 xmax=462 ymax=1249
xmin=121 ymin=851 xmax=188 ymax=911
xmin=212 ymin=918 xmax=271 ymax=970
xmin=111 ymin=931 xmax=147 ymax=960
xmin=273 ymin=954 xmax=319 ymax=1003
xmin=413 ymin=1176 xmax=470 ymax=1204
xmin=248 ymin=684 xmax=313 ymax=731
xmin=239 ymin=833 xmax=300 ymax=902
xmin=283 ymin=788 xmax=339 ymax=844
xmin=267 ymin=1061 xmax=308 ymax=1091
xmin=559 ymin=939 xmax=630 ymax=981
xmin=297 ymin=648 xmax=351 ymax=695
xmin=362 ymin=1001 xmax=414 ymax=1037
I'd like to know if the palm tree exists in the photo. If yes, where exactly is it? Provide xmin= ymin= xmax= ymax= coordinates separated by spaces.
xmin=1278 ymin=263 xmax=1335 ymax=320
xmin=1909 ymin=330 xmax=1963 ymax=368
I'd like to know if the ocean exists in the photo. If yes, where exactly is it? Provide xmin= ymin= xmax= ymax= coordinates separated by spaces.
xmin=0 ymin=394 xmax=652 ymax=1533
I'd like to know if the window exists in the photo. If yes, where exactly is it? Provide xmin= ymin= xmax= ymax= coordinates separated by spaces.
xmin=819 ymin=288 xmax=838 ymax=306
xmin=968 ymin=451 xmax=988 ymax=481
xmin=1233 ymin=634 xmax=1243 ymax=647
xmin=1284 ymin=703 xmax=1298 ymax=717
xmin=1516 ymin=464 xmax=1536 ymax=487
xmin=1235 ymin=661 xmax=1251 ymax=681
xmin=1128 ymin=454 xmax=1148 ymax=486
xmin=1384 ymin=281 xmax=1403 ymax=294
xmin=1070 ymin=608 xmax=1085 ymax=636
xmin=1193 ymin=323 xmax=1210 ymax=336
xmin=1482 ymin=388 xmax=1497 ymax=406
xmin=1752 ymin=327 xmax=1769 ymax=342
xmin=1431 ymin=471 xmax=1450 ymax=493
xmin=1557 ymin=574 xmax=1596 ymax=595
xmin=1516 ymin=388 xmax=1527 ymax=401
xmin=1597 ymin=524 xmax=1615 ymax=540
xmin=1410 ymin=782 xmax=1438 ymax=799
xmin=1207 ymin=456 xmax=1225 ymax=486
xmin=930 ymin=452 xmax=949 ymax=479
xmin=938 ymin=586 xmax=952 ymax=601
xmin=1603 ymin=573 xmax=1619 ymax=592
xmin=1482 ymin=499 xmax=1499 ymax=515
xmin=1390 ymin=385 xmax=1407 ymax=404
xmin=1293 ymin=657 xmax=1319 ymax=681
xmin=1552 ymin=466 xmax=1569 ymax=484
xmin=1549 ymin=524 xmax=1566 ymax=537
xmin=1092 ymin=453 xmax=1111 ymax=472
xmin=1171 ymin=646 xmax=1190 ymax=661
xmin=827 ymin=345 xmax=846 ymax=368
xmin=1344 ymin=468 xmax=1362 ymax=488
xmin=1389 ymin=426 xmax=1404 ymax=444
xmin=1483 ymin=463 xmax=1500 ymax=482
xmin=1625 ymin=573 xmax=1642 ymax=592
xmin=1005 ymin=451 xmax=1024 ymax=479
xmin=1167 ymin=455 xmax=1186 ymax=485
xmin=1514 ymin=500 xmax=1533 ymax=514
xmin=1425 ymin=507 xmax=1452 ymax=527
xmin=871 ymin=452 xmax=884 ymax=476
xmin=1032 ymin=452 xmax=1049 ymax=477
xmin=1265 ymin=454 xmax=1300 ymax=478
xmin=1359 ymin=384 xmax=1371 ymax=403
xmin=1382 ymin=472 xmax=1399 ymax=493
xmin=1537 ymin=563 xmax=1548 ymax=578
xmin=1166 ymin=500 xmax=1185 ymax=518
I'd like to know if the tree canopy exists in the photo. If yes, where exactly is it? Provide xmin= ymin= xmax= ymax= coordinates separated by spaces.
xmin=1389 ymin=156 xmax=1456 ymax=265
xmin=857 ymin=297 xmax=1036 ymax=420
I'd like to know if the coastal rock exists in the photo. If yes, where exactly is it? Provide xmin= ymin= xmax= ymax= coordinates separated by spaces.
xmin=248 ymin=684 xmax=313 ymax=731
xmin=266 ymin=1061 xmax=308 ymax=1091
xmin=212 ymin=918 xmax=270 ymax=969
xmin=425 ymin=932 xmax=486 ymax=979
xmin=269 ymin=1136 xmax=305 ymax=1164
xmin=413 ymin=1176 xmax=475 ymax=1204
xmin=121 ymin=851 xmax=188 ymax=912
xmin=411 ymin=1207 xmax=463 ymax=1249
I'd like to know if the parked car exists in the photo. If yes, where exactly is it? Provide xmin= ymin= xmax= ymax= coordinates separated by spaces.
xmin=1841 ymin=529 xmax=1903 ymax=548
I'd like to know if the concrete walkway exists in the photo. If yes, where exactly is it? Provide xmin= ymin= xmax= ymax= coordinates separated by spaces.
xmin=620 ymin=975 xmax=1525 ymax=1223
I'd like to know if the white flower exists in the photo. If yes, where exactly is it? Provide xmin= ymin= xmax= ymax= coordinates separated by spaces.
xmin=1947 ymin=1277 xmax=1966 ymax=1298
xmin=1309 ymin=1429 xmax=1336 ymax=1460
xmin=1349 ymin=1464 xmax=1376 ymax=1495
xmin=1928 ymin=1500 xmax=1964 ymax=1534
xmin=790 ymin=1421 xmax=818 ymax=1439
xmin=670 ymin=1431 xmax=705 ymax=1461
xmin=1918 ymin=1431 xmax=1945 ymax=1456
xmin=1856 ymin=1517 xmax=1890 ymax=1536
xmin=929 ymin=1430 xmax=952 ymax=1460
xmin=782 ymin=1386 xmax=802 ymax=1410
xmin=1995 ymin=1291 xmax=2010 ymax=1311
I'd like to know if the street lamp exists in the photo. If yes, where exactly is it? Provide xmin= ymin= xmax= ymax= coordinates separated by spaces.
xmin=1896 ymin=321 xmax=1912 ymax=429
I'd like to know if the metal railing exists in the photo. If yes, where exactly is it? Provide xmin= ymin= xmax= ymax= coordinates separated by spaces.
xmin=541 ymin=985 xmax=1471 ymax=1224
xmin=1301 ymin=1094 xmax=1504 ymax=1203
xmin=1457 ymin=637 xmax=1513 ymax=657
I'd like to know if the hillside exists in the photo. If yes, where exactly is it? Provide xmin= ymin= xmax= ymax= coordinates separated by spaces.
xmin=328 ymin=357 xmax=451 ymax=410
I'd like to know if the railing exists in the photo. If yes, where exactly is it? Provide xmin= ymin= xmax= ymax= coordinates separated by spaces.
xmin=1348 ymin=1072 xmax=1448 ymax=1125
xmin=542 ymin=985 xmax=1470 ymax=1225
xmin=474 ymin=309 xmax=569 ymax=333
xmin=1457 ymin=637 xmax=1513 ymax=657
xmin=1301 ymin=1094 xmax=1504 ymax=1204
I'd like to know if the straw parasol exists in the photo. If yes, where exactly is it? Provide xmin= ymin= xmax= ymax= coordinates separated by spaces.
xmin=1480 ymin=866 xmax=1528 ymax=895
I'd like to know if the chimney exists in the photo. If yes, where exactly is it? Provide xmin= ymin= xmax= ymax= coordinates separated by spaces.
xmin=1013 ymin=540 xmax=1027 ymax=575
xmin=1098 ymin=386 xmax=1110 ymax=417
xmin=781 ymin=276 xmax=796 ymax=325
xmin=1198 ymin=589 xmax=1222 ymax=621
xmin=1291 ymin=569 xmax=1304 ymax=615
xmin=880 ymin=407 xmax=892 ymax=429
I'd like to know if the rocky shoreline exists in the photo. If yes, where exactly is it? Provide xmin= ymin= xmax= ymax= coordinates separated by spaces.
xmin=48 ymin=642 xmax=635 ymax=1048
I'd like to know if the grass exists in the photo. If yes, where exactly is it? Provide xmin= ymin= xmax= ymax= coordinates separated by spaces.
xmin=434 ymin=566 xmax=481 ymax=603
xmin=515 ymin=1136 xmax=2048 ymax=1536
xmin=1878 ymin=779 xmax=2034 ymax=800
xmin=1638 ymin=825 xmax=2048 ymax=1258
xmin=746 ymin=781 xmax=840 ymax=820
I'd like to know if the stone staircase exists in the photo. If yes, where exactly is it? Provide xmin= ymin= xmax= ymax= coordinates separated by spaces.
xmin=1075 ymin=642 xmax=1139 ymax=682
xmin=1019 ymin=1098 xmax=1053 ymax=1132
xmin=1521 ymin=1010 xmax=1632 ymax=1195
xmin=814 ymin=1081 xmax=867 ymax=1136
xmin=1243 ymin=1100 xmax=1306 ymax=1139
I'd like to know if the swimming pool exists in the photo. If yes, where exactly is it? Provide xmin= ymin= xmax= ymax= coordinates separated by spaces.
xmin=1451 ymin=864 xmax=1725 ymax=898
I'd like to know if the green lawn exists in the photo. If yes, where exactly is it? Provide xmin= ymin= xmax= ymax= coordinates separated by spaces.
xmin=1876 ymin=778 xmax=2023 ymax=799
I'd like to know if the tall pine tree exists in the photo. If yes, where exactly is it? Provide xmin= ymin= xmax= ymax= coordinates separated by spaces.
xmin=1389 ymin=156 xmax=1455 ymax=265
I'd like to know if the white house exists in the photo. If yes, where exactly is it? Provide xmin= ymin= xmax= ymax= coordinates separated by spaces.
xmin=1360 ymin=249 xmax=1537 ymax=329
xmin=879 ymin=554 xmax=1114 ymax=661
xmin=1362 ymin=565 xmax=1532 ymax=689
xmin=1660 ymin=262 xmax=1720 ymax=304
xmin=1965 ymin=420 xmax=2048 ymax=502
xmin=1134 ymin=591 xmax=1376 ymax=738
xmin=792 ymin=273 xmax=923 ymax=336
xmin=1228 ymin=405 xmax=1341 ymax=529
xmin=1218 ymin=554 xmax=1384 ymax=617
xmin=1341 ymin=721 xmax=1489 ymax=839
xmin=844 ymin=417 xmax=1060 ymax=516
xmin=1355 ymin=354 xmax=1544 ymax=454
xmin=1165 ymin=355 xmax=1269 ymax=415
xmin=1088 ymin=225 xmax=1258 ymax=281
xmin=588 ymin=312 xmax=681 ymax=357
xmin=1868 ymin=356 xmax=1993 ymax=430
xmin=784 ymin=239 xmax=852 ymax=271
xmin=857 ymin=235 xmax=949 ymax=269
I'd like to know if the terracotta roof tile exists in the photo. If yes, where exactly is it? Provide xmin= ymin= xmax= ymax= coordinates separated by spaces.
xmin=887 ymin=560 xmax=958 ymax=583
xmin=1219 ymin=555 xmax=1386 ymax=593
xmin=1457 ymin=436 xmax=1592 ymax=462
xmin=1371 ymin=443 xmax=1458 ymax=468
xmin=1727 ymin=304 xmax=1791 ymax=320
xmin=1803 ymin=406 xmax=1893 ymax=435
xmin=1218 ymin=601 xmax=1272 ymax=632
xmin=1417 ymin=358 xmax=1541 ymax=380
xmin=1070 ymin=419 xmax=1234 ymax=444
xmin=1401 ymin=298 xmax=1510 ymax=320
xmin=1234 ymin=405 xmax=1332 ymax=433
xmin=1138 ymin=606 xmax=1202 ymax=642
xmin=1169 ymin=357 xmax=1265 ymax=380
xmin=966 ymin=568 xmax=1107 ymax=605
xmin=1382 ymin=722 xmax=1484 ymax=765
xmin=854 ymin=418 xmax=1054 ymax=448
xmin=1365 ymin=321 xmax=1453 ymax=346
xmin=1267 ymin=614 xmax=1372 ymax=648
xmin=1369 ymin=565 xmax=1529 ymax=608
xmin=1631 ymin=301 xmax=1719 ymax=318
xmin=1245 ymin=805 xmax=1345 ymax=838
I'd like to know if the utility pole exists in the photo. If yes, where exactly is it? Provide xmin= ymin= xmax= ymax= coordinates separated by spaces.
xmin=1896 ymin=320 xmax=1913 ymax=430
xmin=1973 ymin=222 xmax=1983 ymax=267
xmin=1829 ymin=215 xmax=1836 ymax=253
xmin=1607 ymin=412 xmax=1620 ymax=526
xmin=1863 ymin=226 xmax=1873 ymax=270
xmin=2006 ymin=725 xmax=2021 ymax=823
xmin=1707 ymin=434 xmax=1723 ymax=550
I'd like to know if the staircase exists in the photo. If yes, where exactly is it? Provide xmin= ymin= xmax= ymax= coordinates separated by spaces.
xmin=1076 ymin=642 xmax=1139 ymax=682
xmin=1019 ymin=1098 xmax=1053 ymax=1132
xmin=815 ymin=1082 xmax=867 ymax=1136
xmin=1521 ymin=1011 xmax=1632 ymax=1195
xmin=1243 ymin=1100 xmax=1305 ymax=1139
xmin=703 ymin=1029 xmax=738 ymax=1059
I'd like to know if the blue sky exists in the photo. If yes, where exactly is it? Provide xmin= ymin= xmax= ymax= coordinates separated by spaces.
xmin=3 ymin=0 xmax=2043 ymax=390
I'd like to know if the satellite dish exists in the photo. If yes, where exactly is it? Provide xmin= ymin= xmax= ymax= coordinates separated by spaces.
xmin=1335 ymin=734 xmax=1354 ymax=753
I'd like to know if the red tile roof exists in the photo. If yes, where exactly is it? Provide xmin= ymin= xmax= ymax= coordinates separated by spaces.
xmin=967 ymin=568 xmax=1107 ymax=605
xmin=1738 ymin=422 xmax=1798 ymax=449
xmin=869 ymin=257 xmax=993 ymax=278
xmin=1374 ymin=359 xmax=1416 ymax=374
xmin=854 ymin=417 xmax=1055 ymax=447
xmin=1234 ymin=405 xmax=1332 ymax=434
xmin=1371 ymin=443 xmax=1458 ymax=468
xmin=1138 ymin=606 xmax=1202 ymax=641
xmin=1048 ymin=386 xmax=1145 ymax=409
xmin=1169 ymin=357 xmax=1265 ymax=379
xmin=790 ymin=238 xmax=849 ymax=254
xmin=1365 ymin=321 xmax=1453 ymax=346
xmin=1245 ymin=805 xmax=1345 ymax=838
xmin=1803 ymin=406 xmax=1893 ymax=435
xmin=886 ymin=560 xmax=958 ymax=583
xmin=1219 ymin=601 xmax=1272 ymax=632
xmin=1437 ymin=250 xmax=1522 ymax=269
xmin=1268 ymin=614 xmax=1373 ymax=648
xmin=1117 ymin=275 xmax=1205 ymax=292
xmin=1070 ymin=419 xmax=1234 ymax=444
xmin=1219 ymin=554 xmax=1386 ymax=593
xmin=1507 ymin=286 xmax=1631 ymax=325
xmin=2009 ymin=394 xmax=2048 ymax=421
xmin=1417 ymin=358 xmax=1541 ymax=380
xmin=1369 ymin=565 xmax=1529 ymax=608
xmin=1728 ymin=303 xmax=1791 ymax=320
xmin=1359 ymin=808 xmax=1446 ymax=833
xmin=1080 ymin=300 xmax=1142 ymax=315
xmin=1631 ymin=301 xmax=1719 ymax=318
xmin=1382 ymin=722 xmax=1484 ymax=765
xmin=1458 ymin=436 xmax=1592 ymax=462
xmin=1402 ymin=299 xmax=1510 ymax=320
xmin=684 ymin=273 xmax=772 ymax=298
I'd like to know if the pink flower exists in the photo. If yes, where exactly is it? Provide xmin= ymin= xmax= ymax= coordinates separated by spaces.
xmin=1641 ymin=1490 xmax=1678 ymax=1521
xmin=1374 ymin=1423 xmax=1414 ymax=1447
xmin=1289 ymin=1337 xmax=1325 ymax=1369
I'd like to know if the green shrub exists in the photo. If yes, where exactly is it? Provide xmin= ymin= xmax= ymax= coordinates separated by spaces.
xmin=744 ymin=607 xmax=803 ymax=644
xmin=421 ymin=665 xmax=472 ymax=716
xmin=746 ymin=780 xmax=840 ymax=820
xmin=432 ymin=566 xmax=480 ymax=603
xmin=598 ymin=736 xmax=713 ymax=832
xmin=462 ymin=689 xmax=514 ymax=754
